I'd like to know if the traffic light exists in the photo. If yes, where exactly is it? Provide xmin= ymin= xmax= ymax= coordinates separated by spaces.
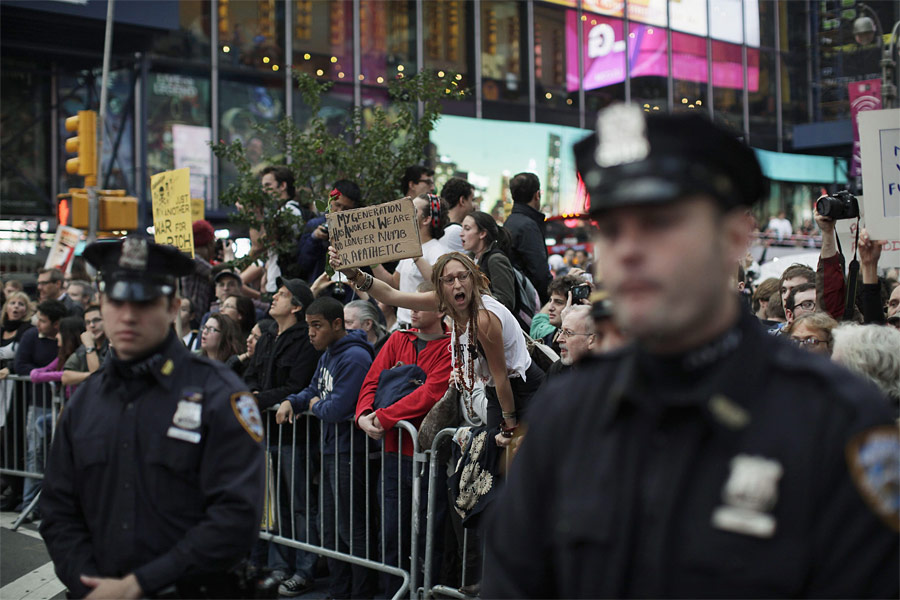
xmin=65 ymin=110 xmax=97 ymax=187
xmin=66 ymin=188 xmax=138 ymax=231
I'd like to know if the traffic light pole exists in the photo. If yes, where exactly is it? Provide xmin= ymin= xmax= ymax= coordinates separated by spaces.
xmin=87 ymin=187 xmax=100 ymax=243
xmin=88 ymin=0 xmax=114 ymax=243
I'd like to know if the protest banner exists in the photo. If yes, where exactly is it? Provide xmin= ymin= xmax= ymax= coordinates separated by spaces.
xmin=836 ymin=201 xmax=900 ymax=270
xmin=858 ymin=108 xmax=900 ymax=241
xmin=327 ymin=197 xmax=421 ymax=268
xmin=43 ymin=226 xmax=82 ymax=272
xmin=150 ymin=168 xmax=194 ymax=256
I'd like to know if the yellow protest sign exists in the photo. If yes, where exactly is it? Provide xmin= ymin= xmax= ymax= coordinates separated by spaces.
xmin=150 ymin=168 xmax=194 ymax=257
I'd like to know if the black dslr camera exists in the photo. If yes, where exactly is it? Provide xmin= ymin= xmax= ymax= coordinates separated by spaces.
xmin=816 ymin=190 xmax=860 ymax=220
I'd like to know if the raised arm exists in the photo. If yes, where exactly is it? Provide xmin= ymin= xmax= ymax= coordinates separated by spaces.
xmin=328 ymin=246 xmax=439 ymax=312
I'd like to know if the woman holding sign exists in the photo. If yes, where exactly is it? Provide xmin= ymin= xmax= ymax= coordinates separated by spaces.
xmin=371 ymin=194 xmax=450 ymax=328
xmin=329 ymin=247 xmax=544 ymax=447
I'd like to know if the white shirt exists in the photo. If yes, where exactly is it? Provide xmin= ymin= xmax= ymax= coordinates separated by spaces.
xmin=452 ymin=295 xmax=532 ymax=387
xmin=767 ymin=217 xmax=792 ymax=241
xmin=395 ymin=238 xmax=449 ymax=325
xmin=442 ymin=224 xmax=464 ymax=253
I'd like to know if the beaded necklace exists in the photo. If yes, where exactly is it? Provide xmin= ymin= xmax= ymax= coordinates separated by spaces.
xmin=451 ymin=309 xmax=479 ymax=393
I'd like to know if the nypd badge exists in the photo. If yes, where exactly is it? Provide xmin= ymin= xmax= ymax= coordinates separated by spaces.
xmin=231 ymin=392 xmax=264 ymax=442
xmin=846 ymin=426 xmax=900 ymax=532
xmin=172 ymin=400 xmax=202 ymax=430
xmin=712 ymin=454 xmax=783 ymax=538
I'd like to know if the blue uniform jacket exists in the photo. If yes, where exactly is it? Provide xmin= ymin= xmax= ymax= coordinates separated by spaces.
xmin=39 ymin=332 xmax=265 ymax=597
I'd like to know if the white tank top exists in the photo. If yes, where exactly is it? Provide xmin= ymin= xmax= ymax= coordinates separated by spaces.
xmin=452 ymin=295 xmax=532 ymax=387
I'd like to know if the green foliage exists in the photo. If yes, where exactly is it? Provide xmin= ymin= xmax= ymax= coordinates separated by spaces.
xmin=211 ymin=70 xmax=465 ymax=269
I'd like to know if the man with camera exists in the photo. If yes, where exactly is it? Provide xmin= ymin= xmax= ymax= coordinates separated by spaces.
xmin=483 ymin=105 xmax=898 ymax=598
xmin=529 ymin=274 xmax=592 ymax=349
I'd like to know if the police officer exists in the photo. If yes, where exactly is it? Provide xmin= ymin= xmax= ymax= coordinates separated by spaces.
xmin=482 ymin=105 xmax=899 ymax=598
xmin=40 ymin=236 xmax=265 ymax=599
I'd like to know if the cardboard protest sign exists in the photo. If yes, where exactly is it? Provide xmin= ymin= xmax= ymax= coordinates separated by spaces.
xmin=858 ymin=109 xmax=900 ymax=240
xmin=150 ymin=168 xmax=194 ymax=257
xmin=44 ymin=226 xmax=82 ymax=272
xmin=327 ymin=198 xmax=422 ymax=268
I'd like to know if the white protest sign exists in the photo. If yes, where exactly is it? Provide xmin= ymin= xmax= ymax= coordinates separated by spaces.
xmin=835 ymin=197 xmax=900 ymax=269
xmin=858 ymin=108 xmax=900 ymax=240
xmin=43 ymin=226 xmax=83 ymax=272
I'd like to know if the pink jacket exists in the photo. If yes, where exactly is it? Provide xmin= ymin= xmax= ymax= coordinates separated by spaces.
xmin=30 ymin=357 xmax=62 ymax=383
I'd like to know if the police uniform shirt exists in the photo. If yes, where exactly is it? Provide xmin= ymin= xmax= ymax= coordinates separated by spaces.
xmin=483 ymin=310 xmax=899 ymax=598
xmin=39 ymin=330 xmax=265 ymax=598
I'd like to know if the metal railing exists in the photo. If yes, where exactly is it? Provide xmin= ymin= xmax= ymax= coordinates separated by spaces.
xmin=0 ymin=374 xmax=64 ymax=530
xmin=261 ymin=412 xmax=429 ymax=600
xmin=260 ymin=414 xmax=502 ymax=600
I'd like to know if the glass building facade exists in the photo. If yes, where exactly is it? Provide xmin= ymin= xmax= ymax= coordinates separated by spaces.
xmin=0 ymin=0 xmax=895 ymax=224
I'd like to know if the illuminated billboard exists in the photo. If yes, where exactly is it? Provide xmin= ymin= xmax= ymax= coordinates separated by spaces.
xmin=565 ymin=9 xmax=758 ymax=93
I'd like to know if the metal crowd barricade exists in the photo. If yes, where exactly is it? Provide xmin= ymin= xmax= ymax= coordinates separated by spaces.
xmin=260 ymin=410 xmax=427 ymax=600
xmin=0 ymin=374 xmax=65 ymax=530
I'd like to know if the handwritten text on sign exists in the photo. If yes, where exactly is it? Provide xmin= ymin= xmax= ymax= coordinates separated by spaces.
xmin=150 ymin=168 xmax=194 ymax=256
xmin=327 ymin=198 xmax=422 ymax=268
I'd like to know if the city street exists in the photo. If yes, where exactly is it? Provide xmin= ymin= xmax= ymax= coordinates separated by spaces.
xmin=0 ymin=512 xmax=65 ymax=600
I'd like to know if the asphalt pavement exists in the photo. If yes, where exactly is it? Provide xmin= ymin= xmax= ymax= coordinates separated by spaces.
xmin=0 ymin=511 xmax=341 ymax=599
xmin=0 ymin=512 xmax=65 ymax=600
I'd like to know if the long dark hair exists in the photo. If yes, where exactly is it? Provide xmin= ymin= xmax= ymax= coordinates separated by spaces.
xmin=468 ymin=211 xmax=512 ymax=255
xmin=58 ymin=316 xmax=86 ymax=365
xmin=202 ymin=313 xmax=246 ymax=362
xmin=225 ymin=295 xmax=257 ymax=338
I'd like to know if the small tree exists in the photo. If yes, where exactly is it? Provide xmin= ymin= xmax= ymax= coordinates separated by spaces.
xmin=211 ymin=70 xmax=464 ymax=269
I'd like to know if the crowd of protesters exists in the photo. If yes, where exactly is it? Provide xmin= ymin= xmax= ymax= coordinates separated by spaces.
xmin=1 ymin=161 xmax=899 ymax=598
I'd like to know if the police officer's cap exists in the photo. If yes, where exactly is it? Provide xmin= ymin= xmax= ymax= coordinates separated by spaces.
xmin=83 ymin=236 xmax=195 ymax=302
xmin=575 ymin=104 xmax=767 ymax=216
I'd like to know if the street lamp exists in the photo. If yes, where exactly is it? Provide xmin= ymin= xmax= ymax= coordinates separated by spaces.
xmin=853 ymin=3 xmax=899 ymax=108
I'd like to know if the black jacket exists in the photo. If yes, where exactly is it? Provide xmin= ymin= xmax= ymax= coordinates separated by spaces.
xmin=242 ymin=320 xmax=321 ymax=445
xmin=40 ymin=332 xmax=264 ymax=598
xmin=484 ymin=311 xmax=899 ymax=598
xmin=503 ymin=203 xmax=550 ymax=304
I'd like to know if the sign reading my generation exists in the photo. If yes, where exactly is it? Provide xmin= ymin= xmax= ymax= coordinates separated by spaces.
xmin=327 ymin=197 xmax=422 ymax=268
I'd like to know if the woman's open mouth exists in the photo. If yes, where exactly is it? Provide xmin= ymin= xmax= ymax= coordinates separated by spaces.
xmin=454 ymin=292 xmax=466 ymax=303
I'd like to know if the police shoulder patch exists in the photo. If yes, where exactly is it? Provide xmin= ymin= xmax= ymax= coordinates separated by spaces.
xmin=230 ymin=392 xmax=264 ymax=443
xmin=846 ymin=425 xmax=900 ymax=532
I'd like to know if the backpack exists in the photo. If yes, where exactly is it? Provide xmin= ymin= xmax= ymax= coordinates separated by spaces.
xmin=481 ymin=247 xmax=538 ymax=331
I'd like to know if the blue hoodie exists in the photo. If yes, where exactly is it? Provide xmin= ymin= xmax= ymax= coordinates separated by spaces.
xmin=286 ymin=328 xmax=374 ymax=454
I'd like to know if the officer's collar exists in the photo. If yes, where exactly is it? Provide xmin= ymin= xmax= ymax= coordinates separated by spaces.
xmin=600 ymin=310 xmax=767 ymax=432
xmin=106 ymin=330 xmax=183 ymax=392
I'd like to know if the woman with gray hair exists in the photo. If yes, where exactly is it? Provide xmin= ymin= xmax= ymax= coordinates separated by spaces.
xmin=344 ymin=300 xmax=387 ymax=348
xmin=832 ymin=323 xmax=900 ymax=409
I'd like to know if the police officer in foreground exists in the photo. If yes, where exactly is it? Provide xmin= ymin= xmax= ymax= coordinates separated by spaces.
xmin=483 ymin=105 xmax=899 ymax=598
xmin=39 ymin=237 xmax=265 ymax=599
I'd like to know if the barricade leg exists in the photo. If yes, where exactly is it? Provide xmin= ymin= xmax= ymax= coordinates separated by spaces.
xmin=322 ymin=451 xmax=376 ymax=598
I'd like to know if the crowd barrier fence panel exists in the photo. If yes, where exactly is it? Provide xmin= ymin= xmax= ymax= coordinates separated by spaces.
xmin=0 ymin=374 xmax=63 ymax=530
